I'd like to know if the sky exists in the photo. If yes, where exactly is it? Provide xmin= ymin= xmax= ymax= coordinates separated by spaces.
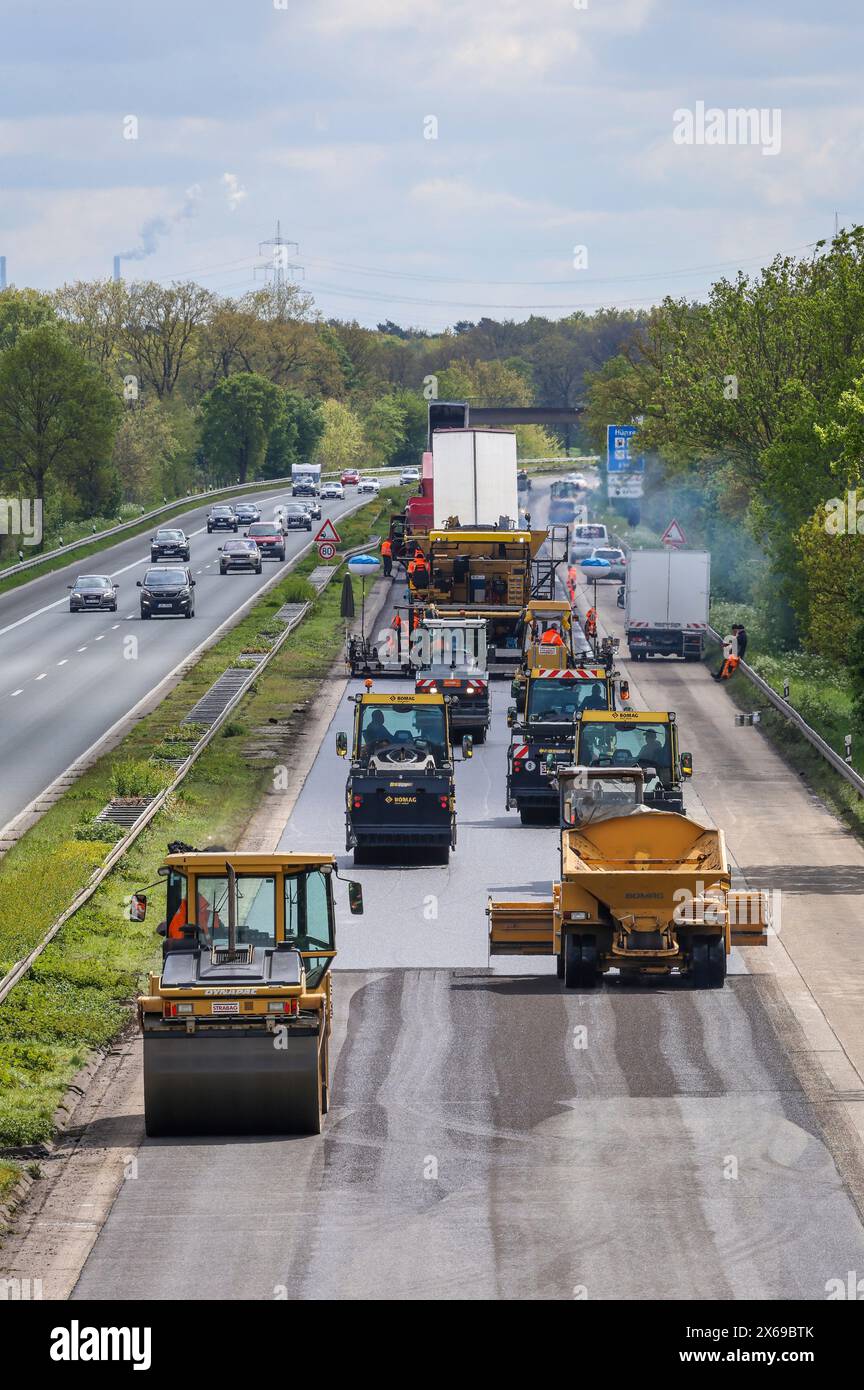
xmin=0 ymin=0 xmax=861 ymax=329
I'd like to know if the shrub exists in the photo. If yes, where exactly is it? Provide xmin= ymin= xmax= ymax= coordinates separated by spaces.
xmin=110 ymin=759 xmax=170 ymax=798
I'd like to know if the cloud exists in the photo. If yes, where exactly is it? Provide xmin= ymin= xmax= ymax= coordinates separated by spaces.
xmin=222 ymin=172 xmax=247 ymax=212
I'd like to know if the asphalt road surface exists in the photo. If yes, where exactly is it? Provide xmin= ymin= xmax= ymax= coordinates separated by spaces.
xmin=0 ymin=484 xmax=368 ymax=833
xmin=71 ymin=481 xmax=864 ymax=1301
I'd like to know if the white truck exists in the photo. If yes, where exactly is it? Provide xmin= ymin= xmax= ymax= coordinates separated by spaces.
xmin=432 ymin=428 xmax=519 ymax=530
xmin=625 ymin=549 xmax=710 ymax=661
xmin=292 ymin=463 xmax=322 ymax=496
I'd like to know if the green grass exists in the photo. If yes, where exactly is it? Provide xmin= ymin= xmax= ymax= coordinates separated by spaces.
xmin=0 ymin=488 xmax=403 ymax=1149
xmin=0 ymin=1157 xmax=23 ymax=1203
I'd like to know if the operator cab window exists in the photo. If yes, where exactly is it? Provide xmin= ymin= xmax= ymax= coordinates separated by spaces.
xmin=284 ymin=870 xmax=335 ymax=986
xmin=193 ymin=875 xmax=277 ymax=948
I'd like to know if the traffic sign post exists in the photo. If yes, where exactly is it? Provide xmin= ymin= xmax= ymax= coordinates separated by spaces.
xmin=661 ymin=519 xmax=687 ymax=548
xmin=315 ymin=518 xmax=341 ymax=545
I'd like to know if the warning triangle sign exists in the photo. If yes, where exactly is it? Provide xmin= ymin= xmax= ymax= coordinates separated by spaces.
xmin=661 ymin=518 xmax=686 ymax=548
xmin=315 ymin=518 xmax=342 ymax=544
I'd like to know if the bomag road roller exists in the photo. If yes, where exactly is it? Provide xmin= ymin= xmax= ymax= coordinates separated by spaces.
xmin=336 ymin=684 xmax=473 ymax=864
xmin=131 ymin=847 xmax=363 ymax=1136
xmin=490 ymin=767 xmax=769 ymax=988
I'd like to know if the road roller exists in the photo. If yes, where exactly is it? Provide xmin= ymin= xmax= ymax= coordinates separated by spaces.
xmin=130 ymin=846 xmax=363 ymax=1136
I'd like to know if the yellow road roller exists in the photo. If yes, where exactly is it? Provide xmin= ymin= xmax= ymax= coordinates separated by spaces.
xmin=131 ymin=847 xmax=363 ymax=1136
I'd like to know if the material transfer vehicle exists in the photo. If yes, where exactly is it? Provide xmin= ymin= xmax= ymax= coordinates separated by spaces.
xmin=506 ymin=664 xmax=616 ymax=823
xmin=137 ymin=565 xmax=196 ymax=619
xmin=207 ymin=505 xmax=238 ymax=533
xmin=132 ymin=847 xmax=364 ymax=1136
xmin=68 ymin=574 xmax=119 ymax=612
xmin=413 ymin=616 xmax=490 ymax=743
xmin=219 ymin=539 xmax=263 ymax=574
xmin=245 ymin=521 xmax=286 ymax=560
xmin=336 ymin=686 xmax=472 ymax=864
xmin=490 ymin=769 xmax=769 ymax=989
xmin=150 ymin=527 xmax=190 ymax=562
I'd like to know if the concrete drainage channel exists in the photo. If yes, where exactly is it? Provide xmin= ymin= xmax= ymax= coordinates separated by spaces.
xmin=0 ymin=542 xmax=377 ymax=1007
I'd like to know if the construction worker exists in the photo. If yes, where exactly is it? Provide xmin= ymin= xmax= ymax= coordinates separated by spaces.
xmin=713 ymin=631 xmax=739 ymax=680
xmin=732 ymin=622 xmax=748 ymax=662
xmin=540 ymin=623 xmax=565 ymax=647
xmin=381 ymin=536 xmax=393 ymax=578
xmin=580 ymin=682 xmax=608 ymax=712
xmin=584 ymin=607 xmax=597 ymax=640
xmin=168 ymin=890 xmax=218 ymax=942
xmin=567 ymin=564 xmax=579 ymax=604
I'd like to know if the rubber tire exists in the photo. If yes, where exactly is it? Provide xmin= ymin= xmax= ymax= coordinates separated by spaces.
xmin=185 ymin=606 xmax=194 ymax=618
xmin=556 ymin=948 xmax=565 ymax=980
xmin=207 ymin=526 xmax=212 ymax=533
xmin=256 ymin=564 xmax=262 ymax=574
xmin=690 ymin=936 xmax=710 ymax=989
xmin=564 ymin=933 xmax=598 ymax=989
xmin=111 ymin=602 xmax=117 ymax=612
xmin=140 ymin=609 xmax=151 ymax=619
xmin=707 ymin=936 xmax=726 ymax=989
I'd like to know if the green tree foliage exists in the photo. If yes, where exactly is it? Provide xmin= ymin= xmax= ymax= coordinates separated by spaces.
xmin=0 ymin=326 xmax=121 ymax=524
xmin=315 ymin=399 xmax=365 ymax=472
xmin=265 ymin=391 xmax=325 ymax=474
xmin=112 ymin=399 xmax=183 ymax=505
xmin=200 ymin=372 xmax=284 ymax=483
xmin=0 ymin=288 xmax=57 ymax=353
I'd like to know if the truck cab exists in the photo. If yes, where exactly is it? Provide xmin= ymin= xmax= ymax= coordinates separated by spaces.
xmin=574 ymin=710 xmax=693 ymax=812
xmin=510 ymin=600 xmax=595 ymax=710
xmin=413 ymin=616 xmax=490 ymax=743
xmin=336 ymin=688 xmax=472 ymax=864
xmin=506 ymin=666 xmax=616 ymax=824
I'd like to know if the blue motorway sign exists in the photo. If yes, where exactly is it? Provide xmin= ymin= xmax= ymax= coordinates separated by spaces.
xmin=607 ymin=424 xmax=645 ymax=473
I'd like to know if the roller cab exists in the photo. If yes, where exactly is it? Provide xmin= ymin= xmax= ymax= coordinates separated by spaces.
xmin=135 ymin=850 xmax=363 ymax=1136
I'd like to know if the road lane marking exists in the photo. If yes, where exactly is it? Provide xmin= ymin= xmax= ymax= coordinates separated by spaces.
xmin=111 ymin=624 xmax=119 ymax=630
xmin=10 ymin=689 xmax=22 ymax=697
xmin=77 ymin=646 xmax=87 ymax=652
xmin=94 ymin=634 xmax=105 ymax=641
xmin=35 ymin=672 xmax=46 ymax=680
xmin=57 ymin=659 xmax=68 ymax=666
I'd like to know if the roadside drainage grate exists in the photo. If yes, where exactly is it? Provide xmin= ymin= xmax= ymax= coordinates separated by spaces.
xmin=94 ymin=797 xmax=155 ymax=828
xmin=183 ymin=669 xmax=254 ymax=726
xmin=274 ymin=601 xmax=308 ymax=624
xmin=308 ymin=566 xmax=336 ymax=592
xmin=237 ymin=651 xmax=269 ymax=664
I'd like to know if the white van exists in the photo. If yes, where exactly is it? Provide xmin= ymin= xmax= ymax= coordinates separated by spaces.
xmin=570 ymin=522 xmax=609 ymax=561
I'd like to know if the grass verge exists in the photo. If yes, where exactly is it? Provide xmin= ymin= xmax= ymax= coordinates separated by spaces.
xmin=0 ymin=488 xmax=403 ymax=1155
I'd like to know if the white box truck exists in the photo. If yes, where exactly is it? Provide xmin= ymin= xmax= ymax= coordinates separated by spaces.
xmin=292 ymin=463 xmax=321 ymax=496
xmin=625 ymin=549 xmax=710 ymax=661
xmin=432 ymin=429 xmax=519 ymax=530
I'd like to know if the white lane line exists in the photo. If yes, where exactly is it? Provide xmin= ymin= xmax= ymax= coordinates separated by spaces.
xmin=94 ymin=634 xmax=105 ymax=641
xmin=111 ymin=624 xmax=119 ymax=630
xmin=10 ymin=689 xmax=22 ymax=697
xmin=35 ymin=672 xmax=46 ymax=680
xmin=78 ymin=646 xmax=87 ymax=652
xmin=125 ymin=613 xmax=134 ymax=619
xmin=57 ymin=659 xmax=68 ymax=666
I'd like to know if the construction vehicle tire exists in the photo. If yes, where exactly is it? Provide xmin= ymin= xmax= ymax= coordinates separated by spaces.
xmin=564 ymin=933 xmax=597 ymax=989
xmin=690 ymin=936 xmax=710 ymax=989
xmin=143 ymin=1030 xmax=323 ymax=1136
xmin=556 ymin=948 xmax=565 ymax=980
xmin=707 ymin=936 xmax=726 ymax=989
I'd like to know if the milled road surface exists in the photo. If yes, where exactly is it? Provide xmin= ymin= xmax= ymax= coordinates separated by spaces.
xmin=0 ymin=485 xmax=366 ymax=832
xmin=68 ymin=482 xmax=864 ymax=1301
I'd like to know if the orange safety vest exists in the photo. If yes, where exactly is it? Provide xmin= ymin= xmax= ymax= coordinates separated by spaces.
xmin=392 ymin=613 xmax=402 ymax=629
xmin=381 ymin=539 xmax=392 ymax=558
xmin=585 ymin=608 xmax=597 ymax=637
xmin=168 ymin=894 xmax=217 ymax=940
xmin=540 ymin=629 xmax=565 ymax=646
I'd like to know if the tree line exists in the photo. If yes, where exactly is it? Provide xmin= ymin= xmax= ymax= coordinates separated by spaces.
xmin=0 ymin=278 xmax=642 ymax=555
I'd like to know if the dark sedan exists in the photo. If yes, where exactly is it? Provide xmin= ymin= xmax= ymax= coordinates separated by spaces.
xmin=68 ymin=575 xmax=119 ymax=612
xmin=282 ymin=504 xmax=313 ymax=531
xmin=220 ymin=539 xmax=263 ymax=574
xmin=234 ymin=502 xmax=261 ymax=524
xmin=207 ymin=506 xmax=238 ymax=533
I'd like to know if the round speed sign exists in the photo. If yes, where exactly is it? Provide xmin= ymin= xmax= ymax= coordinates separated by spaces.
xmin=318 ymin=541 xmax=336 ymax=560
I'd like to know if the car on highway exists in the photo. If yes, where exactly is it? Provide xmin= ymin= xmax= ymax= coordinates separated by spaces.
xmin=299 ymin=496 xmax=322 ymax=520
xmin=570 ymin=522 xmax=609 ymax=560
xmin=234 ymin=501 xmax=261 ymax=525
xmin=589 ymin=545 xmax=627 ymax=580
xmin=219 ymin=539 xmax=263 ymax=574
xmin=282 ymin=503 xmax=313 ymax=531
xmin=245 ymin=521 xmax=287 ymax=560
xmin=340 ymin=469 xmax=361 ymax=486
xmin=68 ymin=574 xmax=119 ymax=612
xmin=357 ymin=476 xmax=380 ymax=494
xmin=207 ymin=505 xmax=238 ymax=533
xmin=137 ymin=565 xmax=196 ymax=619
xmin=150 ymin=527 xmax=190 ymax=562
xmin=320 ymin=481 xmax=344 ymax=500
xmin=399 ymin=467 xmax=420 ymax=485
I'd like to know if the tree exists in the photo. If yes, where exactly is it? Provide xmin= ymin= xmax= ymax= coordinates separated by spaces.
xmin=112 ymin=399 xmax=182 ymax=504
xmin=363 ymin=396 xmax=407 ymax=464
xmin=0 ymin=287 xmax=56 ymax=353
xmin=314 ymin=399 xmax=365 ymax=472
xmin=123 ymin=280 xmax=214 ymax=398
xmin=265 ymin=391 xmax=325 ymax=474
xmin=0 ymin=326 xmax=121 ymax=527
xmin=200 ymin=373 xmax=284 ymax=483
xmin=53 ymin=279 xmax=128 ymax=371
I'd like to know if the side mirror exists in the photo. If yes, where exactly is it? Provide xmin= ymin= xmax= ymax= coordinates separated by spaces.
xmin=136 ymin=580 xmax=142 ymax=587
xmin=620 ymin=680 xmax=630 ymax=702
xmin=510 ymin=680 xmax=519 ymax=699
xmin=218 ymin=545 xmax=223 ymax=551
xmin=336 ymin=731 xmax=348 ymax=757
xmin=506 ymin=706 xmax=516 ymax=729
xmin=67 ymin=584 xmax=73 ymax=589
xmin=681 ymin=752 xmax=693 ymax=778
xmin=191 ymin=579 xmax=196 ymax=587
xmin=113 ymin=583 xmax=119 ymax=590
xmin=244 ymin=531 xmax=248 ymax=537
xmin=129 ymin=893 xmax=147 ymax=922
xmin=462 ymin=735 xmax=474 ymax=759
xmin=348 ymin=880 xmax=364 ymax=915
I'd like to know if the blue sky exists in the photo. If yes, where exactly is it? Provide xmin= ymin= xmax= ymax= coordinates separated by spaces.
xmin=0 ymin=0 xmax=861 ymax=328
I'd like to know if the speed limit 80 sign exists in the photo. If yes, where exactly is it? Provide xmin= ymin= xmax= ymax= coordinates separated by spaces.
xmin=318 ymin=541 xmax=336 ymax=560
